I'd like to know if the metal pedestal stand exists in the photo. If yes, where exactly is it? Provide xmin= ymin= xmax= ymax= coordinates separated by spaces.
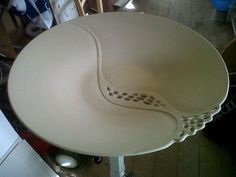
xmin=109 ymin=157 xmax=134 ymax=177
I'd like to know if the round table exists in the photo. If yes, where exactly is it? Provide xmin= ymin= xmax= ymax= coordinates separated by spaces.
xmin=8 ymin=12 xmax=228 ymax=177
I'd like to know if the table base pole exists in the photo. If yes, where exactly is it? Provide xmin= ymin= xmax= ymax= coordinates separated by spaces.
xmin=109 ymin=156 xmax=125 ymax=177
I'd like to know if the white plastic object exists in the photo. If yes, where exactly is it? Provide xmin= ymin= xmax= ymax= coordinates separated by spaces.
xmin=55 ymin=155 xmax=78 ymax=168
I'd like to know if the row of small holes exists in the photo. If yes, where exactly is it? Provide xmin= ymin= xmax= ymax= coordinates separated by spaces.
xmin=178 ymin=110 xmax=215 ymax=140
xmin=106 ymin=87 xmax=166 ymax=107
xmin=181 ymin=113 xmax=211 ymax=122
xmin=179 ymin=126 xmax=196 ymax=138
xmin=182 ymin=116 xmax=205 ymax=133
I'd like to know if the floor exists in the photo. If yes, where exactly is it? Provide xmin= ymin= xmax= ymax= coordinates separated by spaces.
xmin=120 ymin=0 xmax=234 ymax=51
xmin=1 ymin=0 xmax=236 ymax=177
xmin=50 ymin=125 xmax=236 ymax=177
xmin=78 ymin=132 xmax=236 ymax=177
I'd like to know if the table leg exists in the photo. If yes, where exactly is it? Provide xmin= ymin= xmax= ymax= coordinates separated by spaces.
xmin=109 ymin=156 xmax=125 ymax=177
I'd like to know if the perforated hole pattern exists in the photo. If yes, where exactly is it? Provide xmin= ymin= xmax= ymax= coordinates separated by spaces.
xmin=106 ymin=87 xmax=217 ymax=142
xmin=176 ymin=109 xmax=217 ymax=141
xmin=106 ymin=86 xmax=166 ymax=108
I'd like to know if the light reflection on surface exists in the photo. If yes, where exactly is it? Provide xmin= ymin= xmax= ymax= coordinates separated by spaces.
xmin=56 ymin=154 xmax=78 ymax=168
xmin=61 ymin=162 xmax=72 ymax=167
xmin=125 ymin=0 xmax=135 ymax=10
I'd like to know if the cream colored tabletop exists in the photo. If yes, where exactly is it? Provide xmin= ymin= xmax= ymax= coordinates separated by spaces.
xmin=8 ymin=13 xmax=228 ymax=156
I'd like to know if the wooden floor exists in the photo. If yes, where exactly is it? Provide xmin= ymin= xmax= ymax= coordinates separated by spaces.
xmin=120 ymin=0 xmax=234 ymax=51
xmin=76 ymin=132 xmax=234 ymax=177
xmin=53 ymin=130 xmax=236 ymax=177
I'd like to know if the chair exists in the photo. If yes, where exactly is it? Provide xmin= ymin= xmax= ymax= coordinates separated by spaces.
xmin=74 ymin=0 xmax=103 ymax=16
